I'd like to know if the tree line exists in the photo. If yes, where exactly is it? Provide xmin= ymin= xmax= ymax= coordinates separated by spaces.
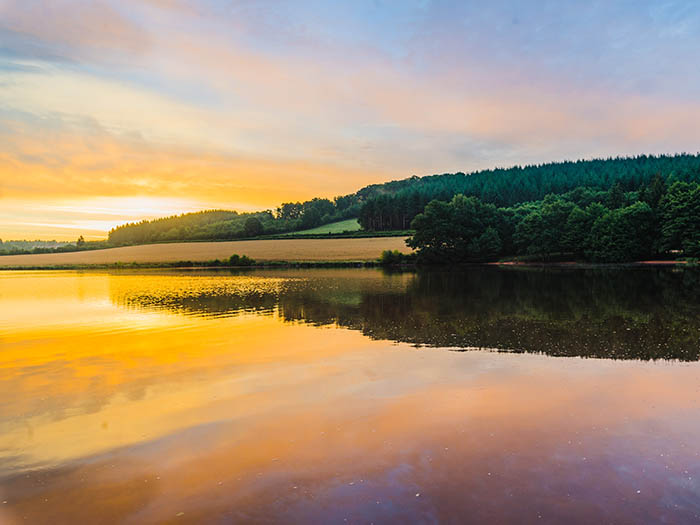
xmin=6 ymin=154 xmax=700 ymax=253
xmin=0 ymin=237 xmax=111 ymax=256
xmin=107 ymin=195 xmax=361 ymax=246
xmin=407 ymin=177 xmax=700 ymax=263
xmin=359 ymin=154 xmax=700 ymax=231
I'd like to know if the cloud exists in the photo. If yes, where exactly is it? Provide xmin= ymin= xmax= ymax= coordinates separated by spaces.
xmin=2 ymin=0 xmax=700 ymax=239
xmin=0 ymin=0 xmax=150 ymax=62
xmin=0 ymin=111 xmax=378 ymax=205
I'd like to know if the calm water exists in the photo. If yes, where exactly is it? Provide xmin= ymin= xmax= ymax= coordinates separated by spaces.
xmin=1 ymin=267 xmax=700 ymax=524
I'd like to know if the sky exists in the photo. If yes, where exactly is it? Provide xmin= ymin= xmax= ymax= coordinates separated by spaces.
xmin=1 ymin=0 xmax=700 ymax=240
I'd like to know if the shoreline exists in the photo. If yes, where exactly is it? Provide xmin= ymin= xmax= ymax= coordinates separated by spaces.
xmin=0 ymin=237 xmax=412 ymax=268
xmin=0 ymin=259 xmax=690 ymax=271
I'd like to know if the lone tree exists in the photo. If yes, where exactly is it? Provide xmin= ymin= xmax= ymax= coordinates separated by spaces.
xmin=244 ymin=217 xmax=264 ymax=237
xmin=76 ymin=235 xmax=85 ymax=247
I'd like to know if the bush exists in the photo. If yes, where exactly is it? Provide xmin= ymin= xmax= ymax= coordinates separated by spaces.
xmin=379 ymin=250 xmax=414 ymax=266
xmin=228 ymin=254 xmax=255 ymax=266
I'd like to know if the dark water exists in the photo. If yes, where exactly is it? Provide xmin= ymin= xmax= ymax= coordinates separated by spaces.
xmin=1 ymin=267 xmax=700 ymax=523
xmin=116 ymin=266 xmax=700 ymax=360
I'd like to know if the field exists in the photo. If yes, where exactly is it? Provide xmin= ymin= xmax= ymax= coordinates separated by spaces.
xmin=0 ymin=237 xmax=412 ymax=267
xmin=281 ymin=218 xmax=361 ymax=236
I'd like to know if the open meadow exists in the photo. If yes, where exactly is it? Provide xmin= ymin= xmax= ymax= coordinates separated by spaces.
xmin=280 ymin=218 xmax=361 ymax=235
xmin=0 ymin=237 xmax=412 ymax=267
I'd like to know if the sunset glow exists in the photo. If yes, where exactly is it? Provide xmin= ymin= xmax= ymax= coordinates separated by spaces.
xmin=2 ymin=1 xmax=700 ymax=238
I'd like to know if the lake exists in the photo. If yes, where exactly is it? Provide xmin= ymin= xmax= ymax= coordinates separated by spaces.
xmin=1 ymin=267 xmax=700 ymax=523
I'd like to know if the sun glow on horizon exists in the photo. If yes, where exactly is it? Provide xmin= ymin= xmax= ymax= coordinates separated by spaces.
xmin=0 ymin=196 xmax=247 ymax=241
xmin=2 ymin=1 xmax=700 ymax=239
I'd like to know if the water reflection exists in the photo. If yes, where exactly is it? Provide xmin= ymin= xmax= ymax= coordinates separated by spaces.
xmin=2 ymin=268 xmax=700 ymax=524
xmin=112 ymin=267 xmax=700 ymax=361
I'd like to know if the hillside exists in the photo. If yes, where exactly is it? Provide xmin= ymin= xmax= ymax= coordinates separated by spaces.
xmin=7 ymin=154 xmax=699 ymax=254
xmin=107 ymin=154 xmax=700 ymax=245
xmin=357 ymin=154 xmax=700 ymax=230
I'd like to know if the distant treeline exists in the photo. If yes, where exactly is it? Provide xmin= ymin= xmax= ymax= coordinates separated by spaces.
xmin=0 ymin=239 xmax=74 ymax=256
xmin=107 ymin=196 xmax=361 ymax=246
xmin=359 ymin=154 xmax=700 ymax=231
xmin=0 ymin=237 xmax=110 ymax=256
xmin=407 ymin=177 xmax=700 ymax=262
xmin=7 ymin=154 xmax=700 ymax=257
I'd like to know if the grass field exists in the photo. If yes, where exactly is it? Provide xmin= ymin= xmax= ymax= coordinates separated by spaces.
xmin=281 ymin=218 xmax=361 ymax=236
xmin=0 ymin=237 xmax=412 ymax=268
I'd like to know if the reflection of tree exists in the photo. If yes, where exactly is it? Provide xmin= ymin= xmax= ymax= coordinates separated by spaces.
xmin=348 ymin=268 xmax=700 ymax=361
xmin=111 ymin=268 xmax=700 ymax=361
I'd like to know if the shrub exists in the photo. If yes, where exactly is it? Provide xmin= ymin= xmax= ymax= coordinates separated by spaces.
xmin=379 ymin=250 xmax=414 ymax=266
xmin=228 ymin=254 xmax=255 ymax=266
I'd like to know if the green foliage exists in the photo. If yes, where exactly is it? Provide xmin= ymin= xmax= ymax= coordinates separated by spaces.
xmin=243 ymin=217 xmax=264 ymax=237
xmin=407 ymin=195 xmax=503 ymax=262
xmin=660 ymin=182 xmax=700 ymax=257
xmin=407 ymin=176 xmax=697 ymax=263
xmin=513 ymin=195 xmax=574 ymax=258
xmin=0 ymin=238 xmax=110 ymax=256
xmin=604 ymin=181 xmax=626 ymax=209
xmin=228 ymin=254 xmax=255 ymax=266
xmin=379 ymin=250 xmax=412 ymax=266
xmin=108 ymin=193 xmax=361 ymax=246
xmin=469 ymin=227 xmax=502 ymax=260
xmin=585 ymin=202 xmax=655 ymax=262
xmin=300 ymin=207 xmax=322 ymax=229
xmin=639 ymin=173 xmax=667 ymax=208
xmin=359 ymin=154 xmax=700 ymax=231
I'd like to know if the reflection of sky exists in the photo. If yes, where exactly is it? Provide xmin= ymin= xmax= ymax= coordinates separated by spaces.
xmin=2 ymin=1 xmax=700 ymax=238
xmin=2 ymin=270 xmax=700 ymax=522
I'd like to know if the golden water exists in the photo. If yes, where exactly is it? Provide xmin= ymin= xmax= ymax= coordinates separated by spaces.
xmin=1 ymin=268 xmax=699 ymax=523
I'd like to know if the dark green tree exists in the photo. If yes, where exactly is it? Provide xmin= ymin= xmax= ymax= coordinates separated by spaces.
xmin=514 ymin=195 xmax=573 ymax=258
xmin=468 ymin=227 xmax=502 ymax=260
xmin=605 ymin=182 xmax=625 ymax=209
xmin=561 ymin=203 xmax=605 ymax=257
xmin=586 ymin=202 xmax=655 ymax=262
xmin=407 ymin=194 xmax=503 ymax=262
xmin=244 ymin=217 xmax=264 ymax=237
xmin=661 ymin=182 xmax=700 ymax=256
xmin=300 ymin=208 xmax=322 ymax=229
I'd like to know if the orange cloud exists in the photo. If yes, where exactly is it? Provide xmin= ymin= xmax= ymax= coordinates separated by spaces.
xmin=0 ymin=114 xmax=384 ymax=239
xmin=0 ymin=122 xmax=379 ymax=203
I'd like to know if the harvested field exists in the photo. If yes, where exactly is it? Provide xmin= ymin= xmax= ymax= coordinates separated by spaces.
xmin=0 ymin=237 xmax=412 ymax=267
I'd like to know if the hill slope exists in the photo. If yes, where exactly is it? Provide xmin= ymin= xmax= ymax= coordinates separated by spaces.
xmin=91 ymin=153 xmax=700 ymax=245
xmin=281 ymin=219 xmax=361 ymax=236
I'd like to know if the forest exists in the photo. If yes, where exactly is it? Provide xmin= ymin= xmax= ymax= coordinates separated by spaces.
xmin=407 ymin=178 xmax=700 ymax=263
xmin=106 ymin=154 xmax=700 ymax=249
xmin=358 ymin=154 xmax=700 ymax=231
